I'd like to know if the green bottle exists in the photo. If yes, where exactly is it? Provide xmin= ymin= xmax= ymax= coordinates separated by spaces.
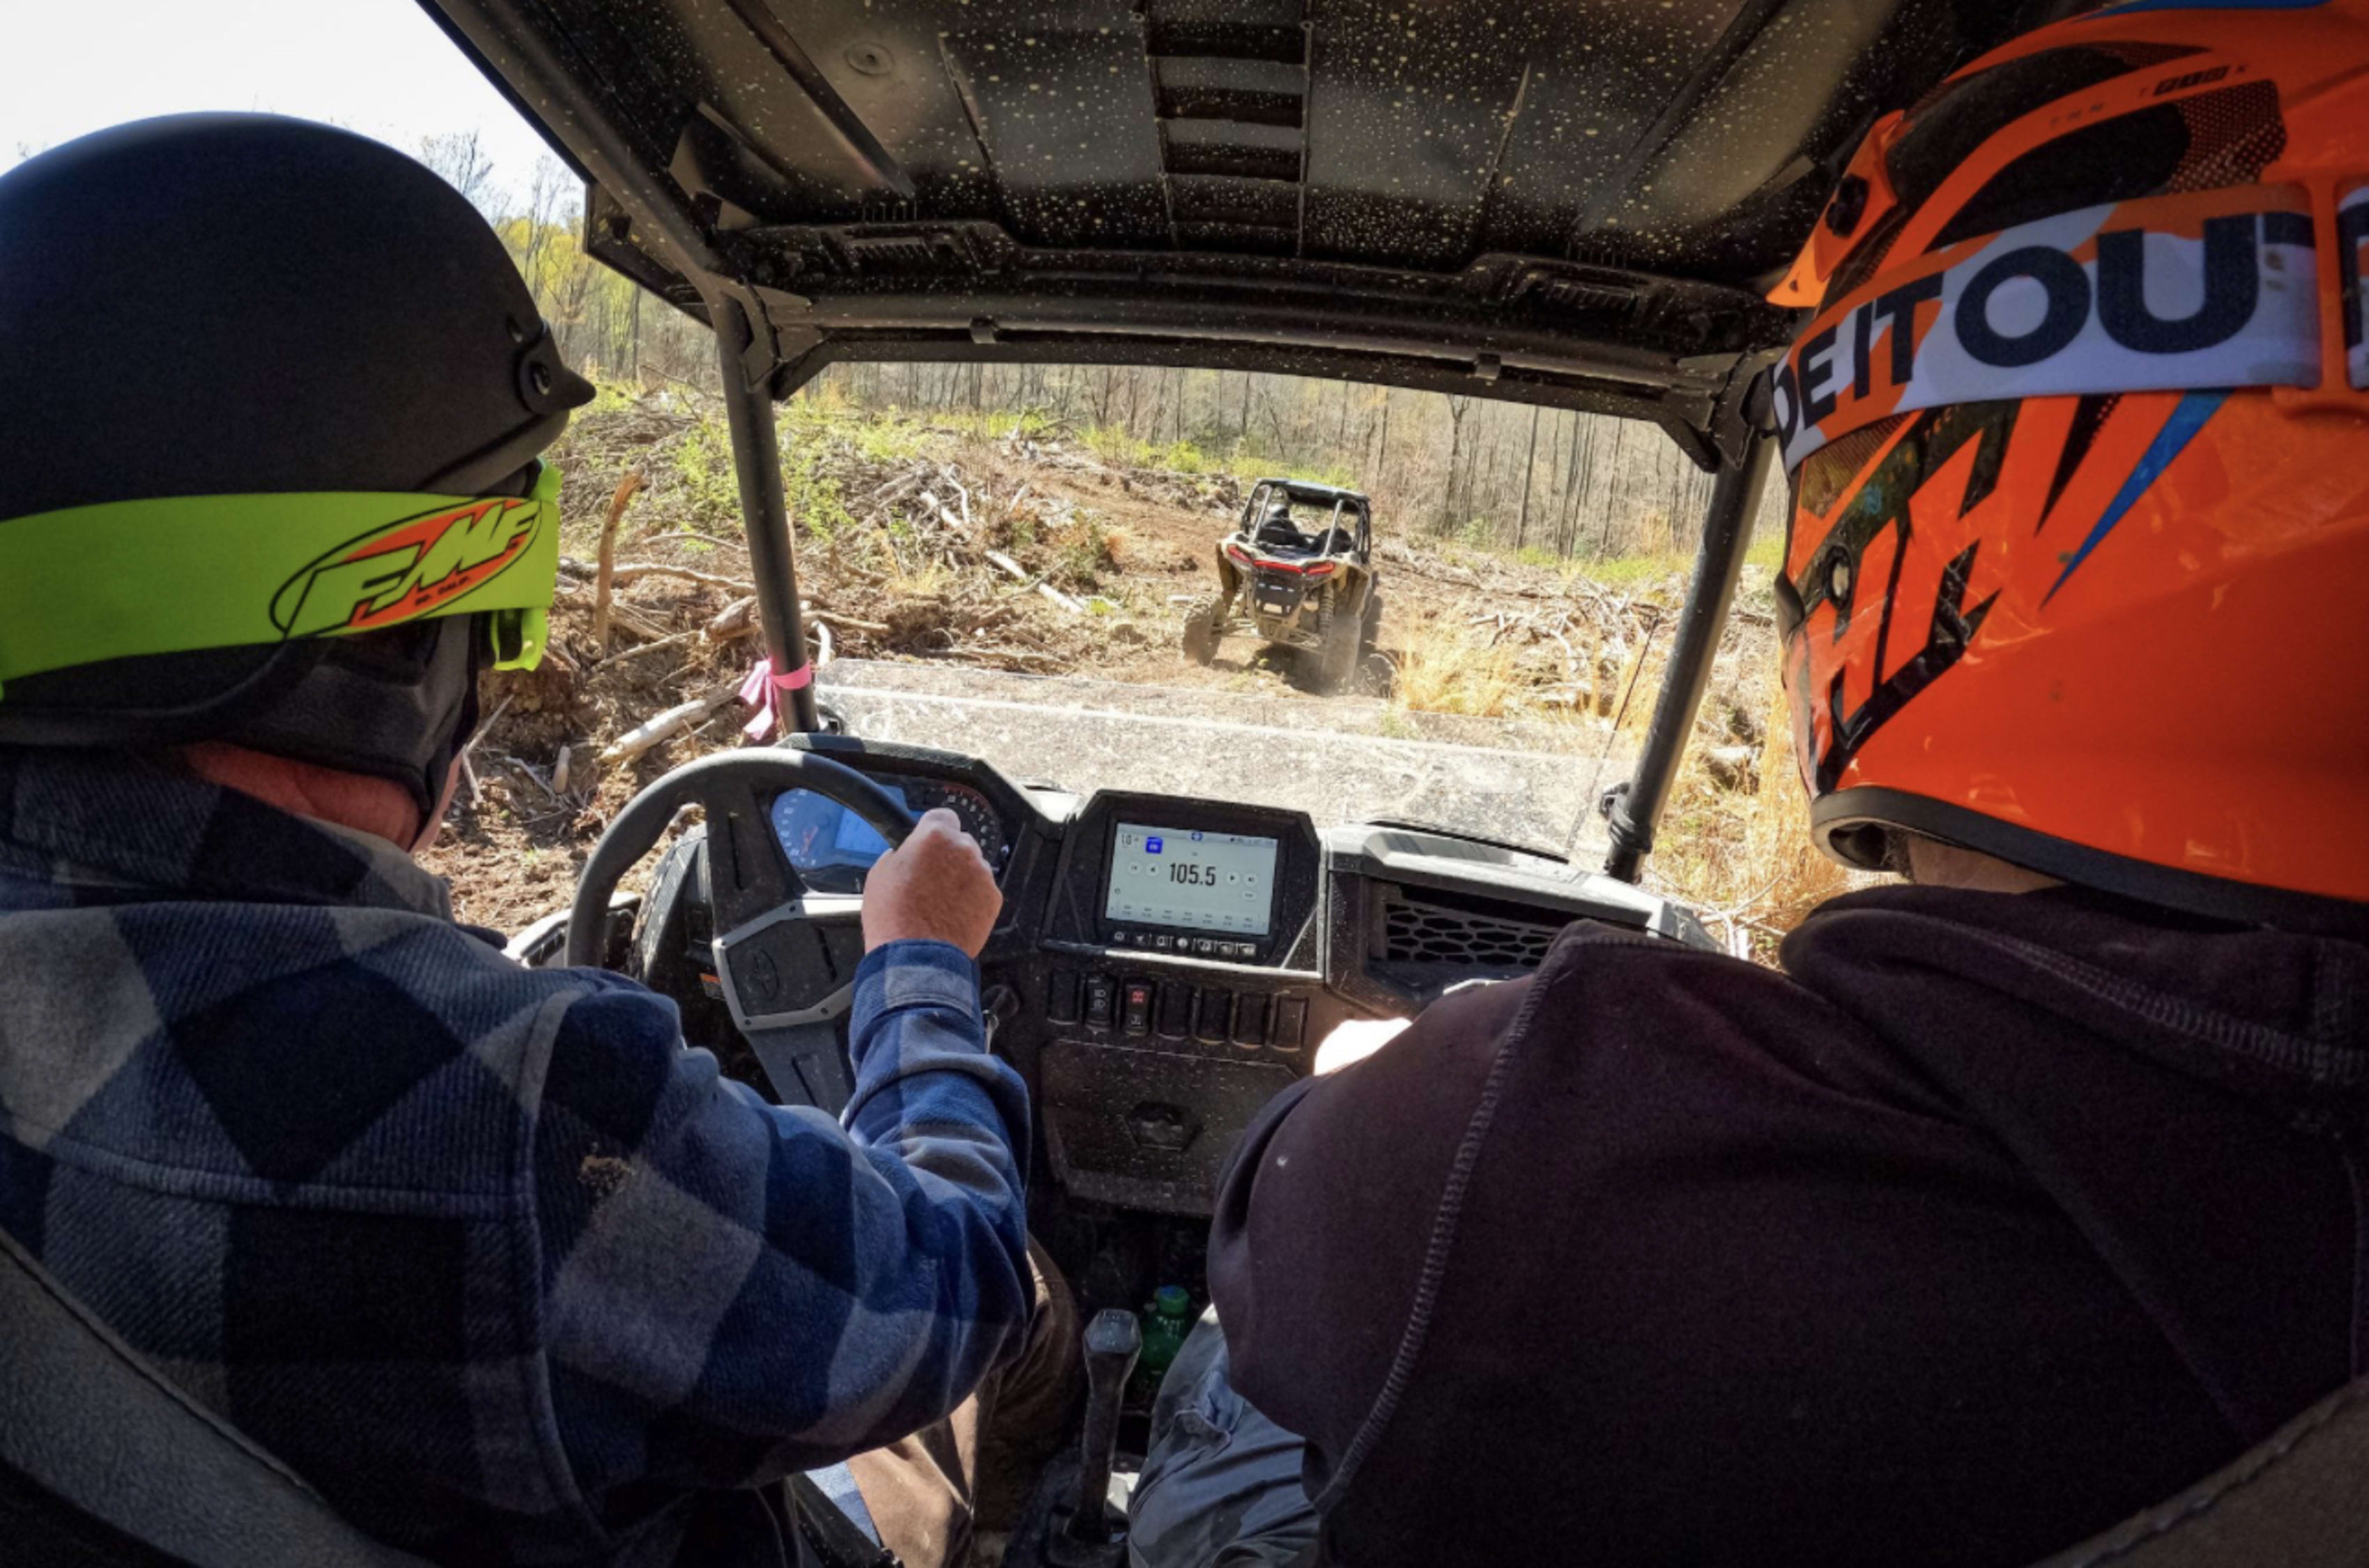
xmin=1130 ymin=1284 xmax=1196 ymax=1402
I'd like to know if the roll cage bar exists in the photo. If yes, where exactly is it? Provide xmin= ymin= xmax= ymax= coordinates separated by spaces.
xmin=1245 ymin=483 xmax=1370 ymax=561
xmin=411 ymin=0 xmax=2032 ymax=882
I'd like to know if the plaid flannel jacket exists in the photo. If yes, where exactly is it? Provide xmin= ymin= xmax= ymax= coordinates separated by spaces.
xmin=0 ymin=747 xmax=1032 ymax=1567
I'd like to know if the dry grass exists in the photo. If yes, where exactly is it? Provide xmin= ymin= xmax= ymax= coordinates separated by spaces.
xmin=1643 ymin=684 xmax=1876 ymax=960
xmin=1390 ymin=611 xmax=1520 ymax=717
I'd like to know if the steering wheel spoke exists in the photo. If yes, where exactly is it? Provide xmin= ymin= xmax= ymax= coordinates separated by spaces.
xmin=700 ymin=772 xmax=799 ymax=932
xmin=563 ymin=749 xmax=917 ymax=1115
xmin=711 ymin=893 xmax=866 ymax=1029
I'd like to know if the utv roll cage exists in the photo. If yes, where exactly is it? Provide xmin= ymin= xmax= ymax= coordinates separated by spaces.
xmin=406 ymin=0 xmax=1912 ymax=883
xmin=1243 ymin=480 xmax=1370 ymax=562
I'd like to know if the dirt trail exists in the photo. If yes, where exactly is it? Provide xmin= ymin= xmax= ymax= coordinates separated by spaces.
xmin=421 ymin=392 xmax=1816 ymax=945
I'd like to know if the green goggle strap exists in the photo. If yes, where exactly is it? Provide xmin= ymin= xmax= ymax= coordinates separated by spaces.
xmin=0 ymin=463 xmax=560 ymax=701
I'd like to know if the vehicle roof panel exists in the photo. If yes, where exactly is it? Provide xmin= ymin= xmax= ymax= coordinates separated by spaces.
xmin=421 ymin=0 xmax=2039 ymax=461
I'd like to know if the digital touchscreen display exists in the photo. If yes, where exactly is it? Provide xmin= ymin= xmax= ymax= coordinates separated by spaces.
xmin=1104 ymin=822 xmax=1278 ymax=937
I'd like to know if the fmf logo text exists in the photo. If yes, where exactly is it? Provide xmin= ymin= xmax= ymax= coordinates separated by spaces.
xmin=270 ymin=499 xmax=540 ymax=638
xmin=1775 ymin=189 xmax=2322 ymax=471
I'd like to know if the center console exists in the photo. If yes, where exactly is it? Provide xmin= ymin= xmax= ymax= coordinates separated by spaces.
xmin=1029 ymin=792 xmax=1348 ymax=1215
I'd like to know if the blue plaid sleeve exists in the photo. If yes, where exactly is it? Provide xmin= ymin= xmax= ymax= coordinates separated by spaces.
xmin=531 ymin=940 xmax=1029 ymax=1514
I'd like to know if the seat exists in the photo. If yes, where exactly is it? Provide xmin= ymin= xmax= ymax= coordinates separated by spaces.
xmin=2029 ymin=1374 xmax=2369 ymax=1567
xmin=1253 ymin=518 xmax=1315 ymax=555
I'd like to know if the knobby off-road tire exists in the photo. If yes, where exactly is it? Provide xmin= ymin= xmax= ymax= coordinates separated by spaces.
xmin=1314 ymin=601 xmax=1361 ymax=692
xmin=1181 ymin=596 xmax=1222 ymax=666
xmin=1359 ymin=590 xmax=1384 ymax=658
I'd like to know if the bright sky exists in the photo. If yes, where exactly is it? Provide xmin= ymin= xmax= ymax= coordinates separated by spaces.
xmin=0 ymin=0 xmax=558 ymax=203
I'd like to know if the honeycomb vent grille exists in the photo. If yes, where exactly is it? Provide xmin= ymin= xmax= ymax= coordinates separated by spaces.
xmin=1382 ymin=893 xmax=1562 ymax=969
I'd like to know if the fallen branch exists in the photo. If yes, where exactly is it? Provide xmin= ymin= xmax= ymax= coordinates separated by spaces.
xmin=554 ymin=583 xmax=671 ymax=643
xmin=808 ymin=607 xmax=891 ymax=635
xmin=1034 ymin=580 xmax=1087 ymax=614
xmin=598 ymin=682 xmax=740 ymax=769
xmin=705 ymin=595 xmax=757 ymax=641
xmin=706 ymin=593 xmax=884 ymax=640
xmin=591 ymin=470 xmax=645 ymax=653
xmin=606 ymin=626 xmax=705 ymax=665
xmin=489 ymin=751 xmax=558 ymax=803
xmin=941 ymin=467 xmax=972 ymax=530
xmin=919 ymin=489 xmax=966 ymax=532
xmin=984 ymin=548 xmax=1085 ymax=613
xmin=606 ymin=561 xmax=751 ymax=593
xmin=870 ymin=469 xmax=927 ymax=505
xmin=459 ymin=692 xmax=516 ymax=764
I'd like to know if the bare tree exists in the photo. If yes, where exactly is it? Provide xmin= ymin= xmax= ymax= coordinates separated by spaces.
xmin=516 ymin=155 xmax=576 ymax=307
xmin=1438 ymin=395 xmax=1473 ymax=535
xmin=417 ymin=130 xmax=503 ymax=220
xmin=1514 ymin=403 xmax=1542 ymax=549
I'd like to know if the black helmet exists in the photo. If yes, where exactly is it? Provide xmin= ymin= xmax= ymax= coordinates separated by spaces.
xmin=0 ymin=114 xmax=593 ymax=814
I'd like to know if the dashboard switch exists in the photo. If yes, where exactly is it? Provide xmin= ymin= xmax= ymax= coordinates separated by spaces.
xmin=1194 ymin=989 xmax=1234 ymax=1045
xmin=1231 ymin=993 xmax=1269 ymax=1049
xmin=1084 ymin=976 xmax=1116 ymax=1030
xmin=1271 ymin=997 xmax=1308 ymax=1051
xmin=1046 ymin=970 xmax=1081 ymax=1026
xmin=1121 ymin=979 xmax=1154 ymax=1036
xmin=1156 ymin=981 xmax=1194 ymax=1039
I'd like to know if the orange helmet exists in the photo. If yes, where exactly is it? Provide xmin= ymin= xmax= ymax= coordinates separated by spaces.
xmin=1770 ymin=0 xmax=2369 ymax=930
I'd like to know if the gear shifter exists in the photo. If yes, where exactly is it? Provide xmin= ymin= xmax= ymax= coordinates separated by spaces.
xmin=1050 ymin=1308 xmax=1141 ymax=1567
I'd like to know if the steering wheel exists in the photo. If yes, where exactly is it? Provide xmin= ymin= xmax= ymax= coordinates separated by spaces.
xmin=565 ymin=749 xmax=918 ymax=1112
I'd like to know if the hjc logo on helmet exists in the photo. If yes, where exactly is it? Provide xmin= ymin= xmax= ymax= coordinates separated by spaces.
xmin=269 ymin=496 xmax=543 ymax=640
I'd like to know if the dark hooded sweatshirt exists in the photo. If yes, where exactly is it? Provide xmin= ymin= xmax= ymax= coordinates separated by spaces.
xmin=1208 ymin=885 xmax=2369 ymax=1567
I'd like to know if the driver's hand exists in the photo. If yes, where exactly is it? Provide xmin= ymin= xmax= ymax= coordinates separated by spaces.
xmin=862 ymin=808 xmax=1002 ymax=957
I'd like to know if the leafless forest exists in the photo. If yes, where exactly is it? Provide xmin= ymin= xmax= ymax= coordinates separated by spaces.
xmin=421 ymin=130 xmax=1786 ymax=562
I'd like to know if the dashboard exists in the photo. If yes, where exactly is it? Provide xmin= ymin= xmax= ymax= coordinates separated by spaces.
xmin=770 ymin=777 xmax=1008 ymax=891
xmin=636 ymin=733 xmax=1715 ymax=1219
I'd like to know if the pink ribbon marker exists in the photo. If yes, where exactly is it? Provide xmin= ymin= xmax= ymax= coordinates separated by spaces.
xmin=737 ymin=655 xmax=814 ymax=741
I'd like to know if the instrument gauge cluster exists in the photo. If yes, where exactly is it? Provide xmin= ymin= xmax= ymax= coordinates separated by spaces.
xmin=769 ymin=776 xmax=1009 ymax=892
xmin=905 ymin=780 xmax=1007 ymax=868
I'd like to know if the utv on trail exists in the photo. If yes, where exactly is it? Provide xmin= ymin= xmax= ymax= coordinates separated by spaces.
xmin=1182 ymin=479 xmax=1381 ymax=692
